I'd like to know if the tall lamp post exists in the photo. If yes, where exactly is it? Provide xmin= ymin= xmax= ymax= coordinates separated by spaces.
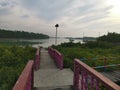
xmin=55 ymin=24 xmax=59 ymax=45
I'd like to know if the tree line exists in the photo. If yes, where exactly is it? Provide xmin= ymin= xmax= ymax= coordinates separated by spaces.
xmin=97 ymin=32 xmax=120 ymax=43
xmin=0 ymin=29 xmax=49 ymax=39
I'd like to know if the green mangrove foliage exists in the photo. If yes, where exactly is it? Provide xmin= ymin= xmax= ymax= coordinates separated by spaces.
xmin=0 ymin=45 xmax=36 ymax=90
xmin=52 ymin=41 xmax=120 ymax=71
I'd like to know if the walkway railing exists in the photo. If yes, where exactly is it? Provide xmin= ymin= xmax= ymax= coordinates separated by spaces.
xmin=73 ymin=59 xmax=120 ymax=90
xmin=12 ymin=60 xmax=34 ymax=90
xmin=34 ymin=47 xmax=40 ymax=70
xmin=48 ymin=47 xmax=63 ymax=69
xmin=80 ymin=57 xmax=120 ymax=71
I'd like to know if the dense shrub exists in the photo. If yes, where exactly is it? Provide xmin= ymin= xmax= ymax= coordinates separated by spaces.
xmin=97 ymin=32 xmax=120 ymax=43
xmin=0 ymin=45 xmax=36 ymax=90
xmin=52 ymin=42 xmax=82 ymax=48
xmin=52 ymin=42 xmax=120 ymax=71
xmin=83 ymin=41 xmax=113 ymax=48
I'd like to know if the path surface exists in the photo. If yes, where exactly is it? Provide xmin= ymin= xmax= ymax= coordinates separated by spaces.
xmin=34 ymin=48 xmax=73 ymax=90
xmin=39 ymin=48 xmax=57 ymax=69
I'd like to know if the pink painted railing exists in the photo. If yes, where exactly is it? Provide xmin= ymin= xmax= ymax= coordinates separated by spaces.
xmin=73 ymin=59 xmax=120 ymax=90
xmin=48 ymin=47 xmax=63 ymax=69
xmin=34 ymin=47 xmax=40 ymax=70
xmin=12 ymin=60 xmax=34 ymax=90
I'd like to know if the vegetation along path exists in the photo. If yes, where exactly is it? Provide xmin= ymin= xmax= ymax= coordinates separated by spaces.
xmin=34 ymin=48 xmax=73 ymax=90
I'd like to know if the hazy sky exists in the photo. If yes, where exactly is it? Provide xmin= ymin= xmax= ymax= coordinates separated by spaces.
xmin=0 ymin=0 xmax=120 ymax=37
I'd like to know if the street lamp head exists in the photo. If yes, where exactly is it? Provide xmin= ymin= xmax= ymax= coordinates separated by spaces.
xmin=55 ymin=24 xmax=59 ymax=28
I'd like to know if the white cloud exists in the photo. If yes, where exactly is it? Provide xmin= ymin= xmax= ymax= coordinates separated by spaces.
xmin=0 ymin=0 xmax=119 ymax=37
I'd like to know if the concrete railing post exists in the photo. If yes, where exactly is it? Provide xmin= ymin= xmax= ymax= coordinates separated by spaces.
xmin=73 ymin=60 xmax=80 ymax=90
xmin=34 ymin=48 xmax=40 ymax=70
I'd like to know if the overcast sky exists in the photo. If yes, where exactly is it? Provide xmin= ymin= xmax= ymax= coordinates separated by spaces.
xmin=0 ymin=0 xmax=120 ymax=37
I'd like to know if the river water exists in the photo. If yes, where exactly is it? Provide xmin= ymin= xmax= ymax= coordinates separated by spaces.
xmin=30 ymin=38 xmax=83 ymax=48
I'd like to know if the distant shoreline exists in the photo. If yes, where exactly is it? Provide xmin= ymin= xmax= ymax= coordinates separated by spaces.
xmin=0 ymin=37 xmax=50 ymax=40
xmin=0 ymin=29 xmax=49 ymax=39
